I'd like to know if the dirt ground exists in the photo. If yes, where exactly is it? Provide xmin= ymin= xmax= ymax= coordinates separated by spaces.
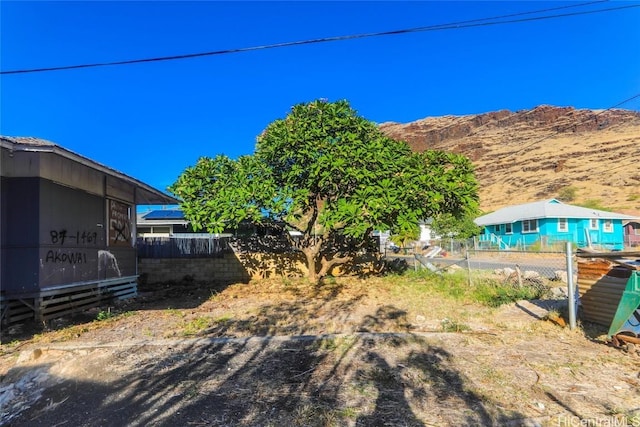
xmin=1 ymin=276 xmax=639 ymax=427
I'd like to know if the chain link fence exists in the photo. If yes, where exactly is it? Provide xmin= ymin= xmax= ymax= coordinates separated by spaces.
xmin=465 ymin=248 xmax=570 ymax=295
xmin=386 ymin=239 xmax=574 ymax=297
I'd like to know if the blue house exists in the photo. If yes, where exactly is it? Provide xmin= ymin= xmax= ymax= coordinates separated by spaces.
xmin=475 ymin=199 xmax=637 ymax=251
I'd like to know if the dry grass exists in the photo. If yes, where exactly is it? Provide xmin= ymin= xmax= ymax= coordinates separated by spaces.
xmin=1 ymin=273 xmax=638 ymax=426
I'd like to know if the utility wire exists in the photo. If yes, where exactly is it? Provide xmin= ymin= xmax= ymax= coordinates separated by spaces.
xmin=592 ymin=94 xmax=640 ymax=174
xmin=2 ymin=1 xmax=637 ymax=75
xmin=508 ymin=92 xmax=640 ymax=158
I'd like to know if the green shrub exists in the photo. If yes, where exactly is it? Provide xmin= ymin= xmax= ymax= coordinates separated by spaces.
xmin=557 ymin=186 xmax=578 ymax=202
xmin=473 ymin=282 xmax=546 ymax=307
xmin=404 ymin=269 xmax=546 ymax=307
xmin=96 ymin=309 xmax=114 ymax=321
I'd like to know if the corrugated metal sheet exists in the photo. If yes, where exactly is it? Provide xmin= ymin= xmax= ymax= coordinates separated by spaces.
xmin=578 ymin=259 xmax=631 ymax=326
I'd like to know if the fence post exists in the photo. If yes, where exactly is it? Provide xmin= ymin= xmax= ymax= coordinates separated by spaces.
xmin=566 ymin=241 xmax=577 ymax=330
xmin=465 ymin=242 xmax=472 ymax=286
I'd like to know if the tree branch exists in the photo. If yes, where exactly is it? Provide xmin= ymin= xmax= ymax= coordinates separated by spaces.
xmin=318 ymin=254 xmax=353 ymax=278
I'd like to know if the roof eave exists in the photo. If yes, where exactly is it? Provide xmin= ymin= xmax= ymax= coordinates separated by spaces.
xmin=2 ymin=137 xmax=180 ymax=205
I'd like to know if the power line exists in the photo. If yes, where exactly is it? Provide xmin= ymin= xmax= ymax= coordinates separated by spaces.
xmin=510 ymin=92 xmax=640 ymax=158
xmin=2 ymin=1 xmax=637 ymax=75
xmin=593 ymin=93 xmax=640 ymax=174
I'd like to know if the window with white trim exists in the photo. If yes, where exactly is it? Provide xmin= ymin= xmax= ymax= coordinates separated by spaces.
xmin=558 ymin=218 xmax=568 ymax=232
xmin=589 ymin=218 xmax=598 ymax=229
xmin=603 ymin=219 xmax=613 ymax=233
xmin=522 ymin=219 xmax=538 ymax=233
xmin=505 ymin=223 xmax=513 ymax=234
xmin=137 ymin=226 xmax=171 ymax=235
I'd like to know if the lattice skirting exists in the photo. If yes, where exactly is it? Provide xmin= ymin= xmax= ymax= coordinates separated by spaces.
xmin=1 ymin=276 xmax=137 ymax=325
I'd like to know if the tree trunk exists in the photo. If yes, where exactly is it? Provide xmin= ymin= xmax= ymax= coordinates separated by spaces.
xmin=303 ymin=243 xmax=352 ymax=283
xmin=303 ymin=247 xmax=319 ymax=282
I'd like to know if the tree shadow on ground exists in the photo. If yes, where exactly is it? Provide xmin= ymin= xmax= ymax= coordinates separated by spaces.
xmin=4 ymin=297 xmax=527 ymax=426
xmin=3 ymin=336 xmax=525 ymax=426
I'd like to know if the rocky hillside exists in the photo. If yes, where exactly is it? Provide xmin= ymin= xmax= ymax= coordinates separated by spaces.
xmin=379 ymin=105 xmax=640 ymax=215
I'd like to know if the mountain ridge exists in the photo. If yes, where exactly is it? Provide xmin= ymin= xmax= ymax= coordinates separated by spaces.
xmin=379 ymin=105 xmax=640 ymax=216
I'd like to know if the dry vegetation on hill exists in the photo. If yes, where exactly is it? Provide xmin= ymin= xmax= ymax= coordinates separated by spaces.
xmin=380 ymin=105 xmax=640 ymax=215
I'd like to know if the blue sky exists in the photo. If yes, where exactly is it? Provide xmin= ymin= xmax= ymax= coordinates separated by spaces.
xmin=2 ymin=1 xmax=639 ymax=201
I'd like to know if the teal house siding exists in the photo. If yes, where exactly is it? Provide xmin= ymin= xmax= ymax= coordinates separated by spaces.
xmin=476 ymin=200 xmax=635 ymax=251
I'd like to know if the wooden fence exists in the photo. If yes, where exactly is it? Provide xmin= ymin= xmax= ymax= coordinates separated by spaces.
xmin=137 ymin=236 xmax=229 ymax=258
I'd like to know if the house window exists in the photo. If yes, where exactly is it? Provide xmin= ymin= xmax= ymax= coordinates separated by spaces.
xmin=522 ymin=219 xmax=538 ymax=233
xmin=589 ymin=218 xmax=599 ymax=229
xmin=558 ymin=218 xmax=568 ymax=232
xmin=635 ymin=224 xmax=640 ymax=235
xmin=505 ymin=223 xmax=513 ymax=234
xmin=494 ymin=225 xmax=500 ymax=234
xmin=172 ymin=224 xmax=190 ymax=233
xmin=603 ymin=219 xmax=613 ymax=233
xmin=138 ymin=226 xmax=171 ymax=235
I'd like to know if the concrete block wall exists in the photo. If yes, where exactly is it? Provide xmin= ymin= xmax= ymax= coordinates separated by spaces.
xmin=139 ymin=257 xmax=247 ymax=284
xmin=138 ymin=252 xmax=308 ymax=284
xmin=138 ymin=251 xmax=380 ymax=284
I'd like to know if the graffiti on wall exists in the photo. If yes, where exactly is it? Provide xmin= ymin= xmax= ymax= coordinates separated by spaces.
xmin=50 ymin=230 xmax=99 ymax=245
xmin=109 ymin=199 xmax=132 ymax=247
xmin=45 ymin=228 xmax=99 ymax=264
xmin=45 ymin=251 xmax=87 ymax=264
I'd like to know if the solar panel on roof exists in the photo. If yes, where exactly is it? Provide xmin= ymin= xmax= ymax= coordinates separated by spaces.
xmin=143 ymin=210 xmax=185 ymax=220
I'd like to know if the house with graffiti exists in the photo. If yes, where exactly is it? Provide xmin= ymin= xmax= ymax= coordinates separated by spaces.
xmin=0 ymin=136 xmax=177 ymax=324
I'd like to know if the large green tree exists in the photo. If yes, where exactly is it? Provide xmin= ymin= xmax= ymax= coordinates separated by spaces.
xmin=169 ymin=100 xmax=478 ymax=281
xmin=430 ymin=212 xmax=482 ymax=240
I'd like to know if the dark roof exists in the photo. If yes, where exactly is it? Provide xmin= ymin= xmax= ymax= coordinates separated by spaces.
xmin=1 ymin=136 xmax=55 ymax=147
xmin=143 ymin=209 xmax=185 ymax=220
xmin=1 ymin=136 xmax=179 ymax=205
